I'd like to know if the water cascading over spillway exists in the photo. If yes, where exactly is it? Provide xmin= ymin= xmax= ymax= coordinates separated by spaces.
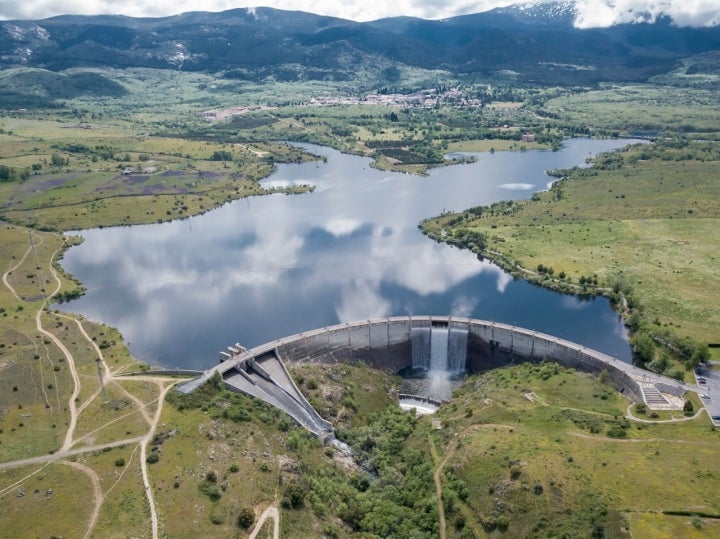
xmin=430 ymin=326 xmax=449 ymax=371
xmin=447 ymin=327 xmax=469 ymax=372
xmin=411 ymin=325 xmax=431 ymax=370
xmin=411 ymin=323 xmax=468 ymax=373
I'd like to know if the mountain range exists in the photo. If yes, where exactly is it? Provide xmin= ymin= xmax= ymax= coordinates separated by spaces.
xmin=1 ymin=2 xmax=720 ymax=87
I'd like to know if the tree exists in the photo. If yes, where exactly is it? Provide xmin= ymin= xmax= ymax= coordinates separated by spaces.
xmin=690 ymin=344 xmax=711 ymax=368
xmin=236 ymin=507 xmax=255 ymax=529
xmin=210 ymin=150 xmax=233 ymax=161
xmin=684 ymin=400 xmax=694 ymax=416
xmin=50 ymin=153 xmax=67 ymax=167
xmin=282 ymin=481 xmax=306 ymax=509
xmin=630 ymin=332 xmax=655 ymax=366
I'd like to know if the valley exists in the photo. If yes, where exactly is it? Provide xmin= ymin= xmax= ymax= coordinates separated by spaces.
xmin=1 ymin=3 xmax=720 ymax=538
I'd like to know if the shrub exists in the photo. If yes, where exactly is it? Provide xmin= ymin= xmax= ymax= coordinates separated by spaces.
xmin=684 ymin=400 xmax=694 ymax=415
xmin=237 ymin=507 xmax=255 ymax=529
xmin=199 ymin=481 xmax=222 ymax=501
xmin=282 ymin=482 xmax=306 ymax=509
xmin=114 ymin=458 xmax=125 ymax=467
xmin=607 ymin=426 xmax=627 ymax=438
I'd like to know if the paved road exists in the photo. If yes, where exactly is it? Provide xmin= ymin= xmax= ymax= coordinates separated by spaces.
xmin=695 ymin=364 xmax=720 ymax=425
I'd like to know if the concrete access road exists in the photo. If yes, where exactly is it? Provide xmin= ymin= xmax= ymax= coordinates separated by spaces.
xmin=696 ymin=364 xmax=720 ymax=425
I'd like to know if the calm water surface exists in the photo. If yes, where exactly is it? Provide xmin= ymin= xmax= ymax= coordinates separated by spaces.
xmin=61 ymin=139 xmax=635 ymax=370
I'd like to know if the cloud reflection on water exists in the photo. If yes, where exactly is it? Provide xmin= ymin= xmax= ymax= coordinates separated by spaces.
xmin=61 ymin=139 xmax=635 ymax=368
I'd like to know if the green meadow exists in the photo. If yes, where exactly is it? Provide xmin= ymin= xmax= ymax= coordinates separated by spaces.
xmin=422 ymin=140 xmax=720 ymax=347
xmin=1 ymin=67 xmax=720 ymax=537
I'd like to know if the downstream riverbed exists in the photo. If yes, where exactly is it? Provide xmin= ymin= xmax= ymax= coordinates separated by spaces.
xmin=61 ymin=139 xmax=636 ymax=370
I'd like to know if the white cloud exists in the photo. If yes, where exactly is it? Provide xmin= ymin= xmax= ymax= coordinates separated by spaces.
xmin=335 ymin=279 xmax=392 ymax=321
xmin=0 ymin=0 xmax=716 ymax=27
xmin=561 ymin=295 xmax=590 ymax=310
xmin=574 ymin=0 xmax=720 ymax=28
xmin=499 ymin=182 xmax=535 ymax=190
xmin=323 ymin=218 xmax=362 ymax=237
xmin=0 ymin=0 xmax=496 ymax=21
xmin=450 ymin=294 xmax=480 ymax=317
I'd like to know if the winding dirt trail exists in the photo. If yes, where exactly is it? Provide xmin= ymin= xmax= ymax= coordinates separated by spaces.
xmin=37 ymin=306 xmax=81 ymax=451
xmin=2 ymin=233 xmax=40 ymax=301
xmin=1 ymin=233 xmax=180 ymax=539
xmin=35 ymin=244 xmax=81 ymax=451
xmin=140 ymin=379 xmax=178 ymax=539
xmin=62 ymin=459 xmax=103 ymax=539
xmin=249 ymin=506 xmax=280 ymax=539
xmin=0 ymin=437 xmax=145 ymax=469
xmin=625 ymin=403 xmax=706 ymax=424
xmin=432 ymin=424 xmax=516 ymax=538
xmin=433 ymin=443 xmax=450 ymax=539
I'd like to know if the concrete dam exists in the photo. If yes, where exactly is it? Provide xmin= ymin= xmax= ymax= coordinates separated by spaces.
xmin=177 ymin=316 xmax=691 ymax=437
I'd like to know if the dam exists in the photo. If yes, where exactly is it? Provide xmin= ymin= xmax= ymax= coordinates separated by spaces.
xmin=177 ymin=316 xmax=693 ymax=437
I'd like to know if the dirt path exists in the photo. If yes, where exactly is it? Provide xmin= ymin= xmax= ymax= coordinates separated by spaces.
xmin=432 ymin=423 xmax=519 ymax=538
xmin=625 ymin=403 xmax=706 ymax=423
xmin=0 ymin=462 xmax=51 ymax=498
xmin=433 ymin=439 xmax=450 ymax=539
xmin=62 ymin=459 xmax=103 ymax=539
xmin=249 ymin=505 xmax=280 ymax=539
xmin=568 ymin=430 xmax=719 ymax=445
xmin=0 ymin=233 xmax=184 ymax=539
xmin=237 ymin=143 xmax=269 ymax=157
xmin=140 ymin=380 xmax=177 ymax=539
xmin=0 ymin=437 xmax=145 ymax=469
xmin=36 ymin=245 xmax=81 ymax=451
xmin=63 ymin=314 xmax=154 ymax=425
xmin=1 ymin=233 xmax=39 ymax=301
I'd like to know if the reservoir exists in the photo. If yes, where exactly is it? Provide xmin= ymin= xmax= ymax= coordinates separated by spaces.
xmin=60 ymin=139 xmax=636 ymax=370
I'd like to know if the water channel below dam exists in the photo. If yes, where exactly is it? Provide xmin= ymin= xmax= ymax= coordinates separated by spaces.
xmin=60 ymin=138 xmax=638 ymax=371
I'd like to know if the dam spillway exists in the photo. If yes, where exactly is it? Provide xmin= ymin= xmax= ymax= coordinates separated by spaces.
xmin=411 ymin=321 xmax=468 ymax=373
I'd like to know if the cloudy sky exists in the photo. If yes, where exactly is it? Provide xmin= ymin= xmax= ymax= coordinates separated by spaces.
xmin=0 ymin=0 xmax=718 ymax=27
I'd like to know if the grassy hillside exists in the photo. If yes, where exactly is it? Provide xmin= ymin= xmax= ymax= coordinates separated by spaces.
xmin=0 ymin=117 xmax=317 ymax=230
xmin=0 ymin=69 xmax=127 ymax=107
xmin=421 ymin=139 xmax=720 ymax=352
xmin=2 ymin=68 xmax=720 ymax=537
xmin=438 ymin=362 xmax=720 ymax=538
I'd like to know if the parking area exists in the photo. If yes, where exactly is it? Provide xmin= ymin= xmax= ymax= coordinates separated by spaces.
xmin=695 ymin=364 xmax=720 ymax=425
